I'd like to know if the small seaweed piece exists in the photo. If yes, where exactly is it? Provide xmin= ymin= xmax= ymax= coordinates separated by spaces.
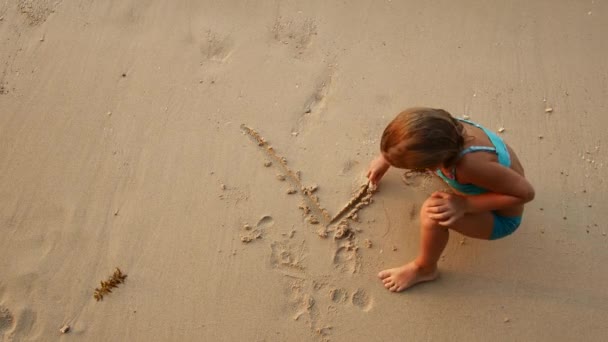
xmin=93 ymin=267 xmax=128 ymax=301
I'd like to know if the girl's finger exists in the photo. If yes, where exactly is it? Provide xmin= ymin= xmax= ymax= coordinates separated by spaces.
xmin=429 ymin=212 xmax=451 ymax=221
xmin=426 ymin=205 xmax=449 ymax=213
xmin=440 ymin=216 xmax=458 ymax=226
xmin=431 ymin=191 xmax=450 ymax=199
xmin=425 ymin=198 xmax=445 ymax=207
xmin=437 ymin=219 xmax=450 ymax=227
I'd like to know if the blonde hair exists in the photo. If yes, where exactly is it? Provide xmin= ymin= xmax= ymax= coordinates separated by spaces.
xmin=380 ymin=107 xmax=466 ymax=169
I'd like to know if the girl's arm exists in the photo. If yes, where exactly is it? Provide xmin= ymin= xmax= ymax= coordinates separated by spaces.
xmin=367 ymin=154 xmax=391 ymax=185
xmin=458 ymin=161 xmax=535 ymax=213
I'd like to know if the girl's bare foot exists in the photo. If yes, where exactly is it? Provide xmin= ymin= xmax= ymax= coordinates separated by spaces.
xmin=378 ymin=261 xmax=438 ymax=292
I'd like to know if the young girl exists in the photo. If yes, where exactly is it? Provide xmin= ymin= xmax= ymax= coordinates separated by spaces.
xmin=367 ymin=107 xmax=534 ymax=292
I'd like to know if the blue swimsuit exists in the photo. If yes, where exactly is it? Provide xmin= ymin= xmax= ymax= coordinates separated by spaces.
xmin=435 ymin=118 xmax=521 ymax=240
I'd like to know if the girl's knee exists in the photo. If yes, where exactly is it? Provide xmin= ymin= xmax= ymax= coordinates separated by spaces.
xmin=420 ymin=215 xmax=445 ymax=230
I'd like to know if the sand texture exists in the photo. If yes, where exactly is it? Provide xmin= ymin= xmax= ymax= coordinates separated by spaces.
xmin=1 ymin=0 xmax=608 ymax=341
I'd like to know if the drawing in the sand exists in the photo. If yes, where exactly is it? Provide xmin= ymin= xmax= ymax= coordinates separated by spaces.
xmin=239 ymin=124 xmax=377 ymax=340
xmin=240 ymin=124 xmax=375 ymax=237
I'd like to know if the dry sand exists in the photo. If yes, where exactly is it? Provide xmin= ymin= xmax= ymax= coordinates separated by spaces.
xmin=1 ymin=0 xmax=608 ymax=341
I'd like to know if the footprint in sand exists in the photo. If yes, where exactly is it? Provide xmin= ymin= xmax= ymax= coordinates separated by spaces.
xmin=269 ymin=239 xmax=307 ymax=275
xmin=200 ymin=30 xmax=234 ymax=63
xmin=351 ymin=289 xmax=373 ymax=312
xmin=18 ymin=0 xmax=62 ymax=26
xmin=0 ymin=305 xmax=15 ymax=338
xmin=291 ymin=70 xmax=334 ymax=136
xmin=332 ymin=241 xmax=360 ymax=274
xmin=257 ymin=215 xmax=274 ymax=229
xmin=329 ymin=288 xmax=349 ymax=304
xmin=271 ymin=16 xmax=317 ymax=57
xmin=292 ymin=291 xmax=316 ymax=322
xmin=329 ymin=287 xmax=373 ymax=312
xmin=240 ymin=215 xmax=274 ymax=244
xmin=0 ymin=83 xmax=9 ymax=95
xmin=287 ymin=280 xmax=319 ymax=327
xmin=302 ymin=72 xmax=333 ymax=115
xmin=10 ymin=308 xmax=37 ymax=340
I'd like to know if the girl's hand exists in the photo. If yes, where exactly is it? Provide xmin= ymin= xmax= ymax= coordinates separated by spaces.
xmin=366 ymin=155 xmax=390 ymax=186
xmin=425 ymin=191 xmax=468 ymax=226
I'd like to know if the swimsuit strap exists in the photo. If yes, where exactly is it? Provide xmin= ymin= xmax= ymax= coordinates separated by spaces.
xmin=436 ymin=117 xmax=512 ymax=195
xmin=455 ymin=117 xmax=511 ymax=167
xmin=479 ymin=127 xmax=511 ymax=167
xmin=450 ymin=146 xmax=497 ymax=177
xmin=459 ymin=146 xmax=497 ymax=157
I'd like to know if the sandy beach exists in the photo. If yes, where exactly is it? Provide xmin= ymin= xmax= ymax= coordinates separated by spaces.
xmin=1 ymin=0 xmax=607 ymax=341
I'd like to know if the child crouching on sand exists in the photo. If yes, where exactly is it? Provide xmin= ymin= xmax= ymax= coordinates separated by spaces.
xmin=367 ymin=107 xmax=534 ymax=292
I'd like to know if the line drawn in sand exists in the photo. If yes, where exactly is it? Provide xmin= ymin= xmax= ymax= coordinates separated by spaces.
xmin=240 ymin=124 xmax=332 ymax=224
xmin=240 ymin=124 xmax=375 ymax=241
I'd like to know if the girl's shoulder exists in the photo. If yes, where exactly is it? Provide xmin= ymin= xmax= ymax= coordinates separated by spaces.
xmin=454 ymin=149 xmax=499 ymax=183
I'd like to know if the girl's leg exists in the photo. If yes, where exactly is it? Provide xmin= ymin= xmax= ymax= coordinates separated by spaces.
xmin=378 ymin=197 xmax=494 ymax=292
